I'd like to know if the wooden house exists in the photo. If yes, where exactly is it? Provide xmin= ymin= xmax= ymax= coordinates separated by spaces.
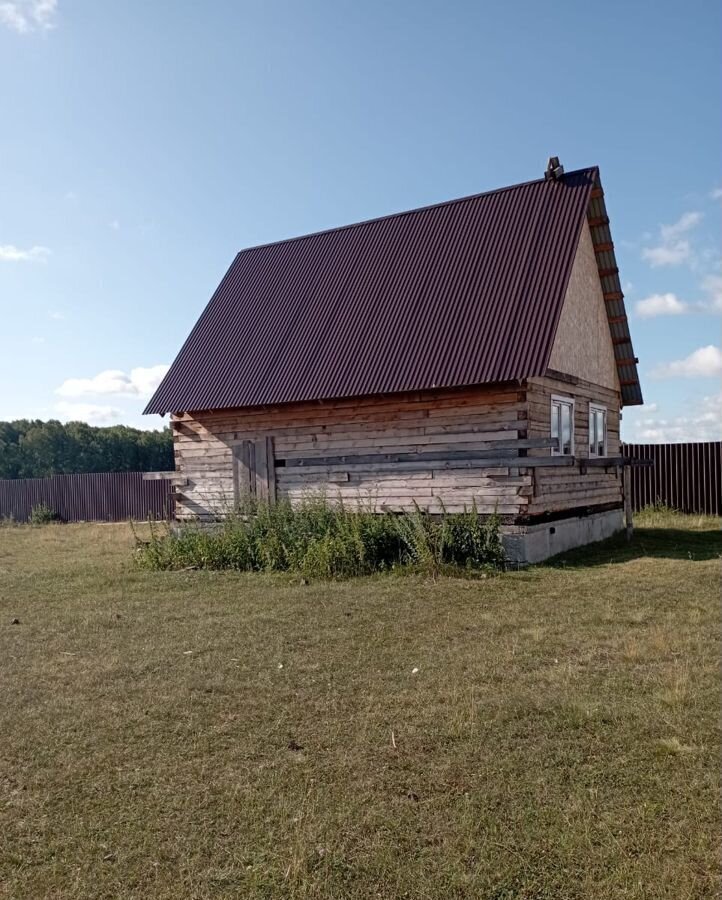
xmin=145 ymin=160 xmax=642 ymax=562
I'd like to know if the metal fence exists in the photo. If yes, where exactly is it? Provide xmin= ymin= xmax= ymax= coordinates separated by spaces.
xmin=622 ymin=442 xmax=722 ymax=515
xmin=0 ymin=471 xmax=174 ymax=523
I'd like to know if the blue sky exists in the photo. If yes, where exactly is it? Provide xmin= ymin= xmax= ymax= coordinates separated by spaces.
xmin=1 ymin=0 xmax=720 ymax=441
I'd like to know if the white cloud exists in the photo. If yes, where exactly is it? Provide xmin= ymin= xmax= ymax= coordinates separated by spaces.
xmin=641 ymin=211 xmax=702 ymax=268
xmin=0 ymin=244 xmax=51 ymax=262
xmin=54 ymin=401 xmax=123 ymax=425
xmin=659 ymin=211 xmax=702 ymax=241
xmin=109 ymin=219 xmax=120 ymax=231
xmin=49 ymin=311 xmax=65 ymax=320
xmin=622 ymin=394 xmax=721 ymax=443
xmin=711 ymin=187 xmax=722 ymax=201
xmin=30 ymin=336 xmax=45 ymax=344
xmin=642 ymin=242 xmax=691 ymax=267
xmin=56 ymin=364 xmax=169 ymax=399
xmin=635 ymin=292 xmax=688 ymax=318
xmin=700 ymin=274 xmax=722 ymax=313
xmin=0 ymin=0 xmax=57 ymax=32
xmin=128 ymin=364 xmax=170 ymax=397
xmin=652 ymin=345 xmax=722 ymax=379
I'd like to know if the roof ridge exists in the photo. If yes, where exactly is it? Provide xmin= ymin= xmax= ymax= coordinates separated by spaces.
xmin=234 ymin=166 xmax=599 ymax=256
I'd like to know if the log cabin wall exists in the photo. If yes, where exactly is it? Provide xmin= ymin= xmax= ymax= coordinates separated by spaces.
xmin=525 ymin=373 xmax=622 ymax=516
xmin=172 ymin=376 xmax=625 ymax=524
xmin=171 ymin=384 xmax=537 ymax=521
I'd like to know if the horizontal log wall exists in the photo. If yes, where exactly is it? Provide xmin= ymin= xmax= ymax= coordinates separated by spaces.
xmin=525 ymin=373 xmax=622 ymax=514
xmin=172 ymin=385 xmax=534 ymax=520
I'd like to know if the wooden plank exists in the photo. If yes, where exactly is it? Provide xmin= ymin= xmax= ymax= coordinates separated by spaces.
xmin=142 ymin=471 xmax=182 ymax=481
xmin=281 ymin=439 xmax=560 ymax=469
xmin=580 ymin=456 xmax=626 ymax=467
xmin=623 ymin=465 xmax=633 ymax=541
xmin=265 ymin=436 xmax=276 ymax=504
xmin=233 ymin=441 xmax=253 ymax=504
xmin=254 ymin=437 xmax=268 ymax=501
xmin=277 ymin=456 xmax=573 ymax=476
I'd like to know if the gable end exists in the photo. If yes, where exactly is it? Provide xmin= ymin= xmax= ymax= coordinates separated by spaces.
xmin=585 ymin=173 xmax=643 ymax=405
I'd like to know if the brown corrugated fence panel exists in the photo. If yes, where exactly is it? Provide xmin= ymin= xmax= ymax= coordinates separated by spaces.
xmin=0 ymin=472 xmax=174 ymax=523
xmin=622 ymin=442 xmax=722 ymax=515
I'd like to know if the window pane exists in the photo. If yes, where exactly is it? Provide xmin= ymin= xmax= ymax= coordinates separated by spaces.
xmin=551 ymin=402 xmax=560 ymax=453
xmin=597 ymin=410 xmax=606 ymax=457
xmin=589 ymin=412 xmax=596 ymax=456
xmin=561 ymin=403 xmax=572 ymax=455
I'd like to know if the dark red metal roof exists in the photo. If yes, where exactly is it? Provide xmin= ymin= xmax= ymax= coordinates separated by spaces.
xmin=146 ymin=167 xmax=629 ymax=415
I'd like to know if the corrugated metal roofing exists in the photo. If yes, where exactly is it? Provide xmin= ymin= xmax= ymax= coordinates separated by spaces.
xmin=145 ymin=166 xmax=641 ymax=415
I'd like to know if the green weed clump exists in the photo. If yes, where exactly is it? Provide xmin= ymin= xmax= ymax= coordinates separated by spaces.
xmin=28 ymin=503 xmax=59 ymax=525
xmin=134 ymin=496 xmax=505 ymax=579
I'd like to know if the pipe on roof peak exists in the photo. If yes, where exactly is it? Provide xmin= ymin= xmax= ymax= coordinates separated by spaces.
xmin=544 ymin=156 xmax=565 ymax=181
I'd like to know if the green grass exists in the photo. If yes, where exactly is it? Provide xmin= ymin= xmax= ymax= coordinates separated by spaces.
xmin=0 ymin=514 xmax=720 ymax=899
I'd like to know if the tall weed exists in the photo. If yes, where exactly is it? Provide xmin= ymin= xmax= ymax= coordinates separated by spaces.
xmin=134 ymin=495 xmax=505 ymax=579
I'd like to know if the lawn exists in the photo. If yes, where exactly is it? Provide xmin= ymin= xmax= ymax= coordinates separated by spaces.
xmin=0 ymin=513 xmax=719 ymax=899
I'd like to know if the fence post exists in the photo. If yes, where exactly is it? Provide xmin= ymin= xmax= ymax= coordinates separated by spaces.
xmin=623 ymin=465 xmax=633 ymax=541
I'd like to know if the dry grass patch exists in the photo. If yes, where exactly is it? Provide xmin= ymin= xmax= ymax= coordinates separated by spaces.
xmin=0 ymin=514 xmax=720 ymax=899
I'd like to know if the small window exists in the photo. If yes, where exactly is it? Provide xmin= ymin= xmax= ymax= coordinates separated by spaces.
xmin=589 ymin=404 xmax=607 ymax=457
xmin=551 ymin=396 xmax=574 ymax=455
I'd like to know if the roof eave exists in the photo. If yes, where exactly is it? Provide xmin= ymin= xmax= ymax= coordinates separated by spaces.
xmin=585 ymin=171 xmax=643 ymax=406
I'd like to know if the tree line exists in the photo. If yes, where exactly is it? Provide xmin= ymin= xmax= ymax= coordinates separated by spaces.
xmin=0 ymin=420 xmax=174 ymax=479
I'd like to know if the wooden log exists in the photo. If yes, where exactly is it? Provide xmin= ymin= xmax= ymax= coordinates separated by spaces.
xmin=623 ymin=465 xmax=633 ymax=541
xmin=142 ymin=471 xmax=186 ymax=482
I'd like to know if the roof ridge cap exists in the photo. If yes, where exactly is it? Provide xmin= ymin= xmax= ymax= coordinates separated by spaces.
xmin=234 ymin=166 xmax=599 ymax=256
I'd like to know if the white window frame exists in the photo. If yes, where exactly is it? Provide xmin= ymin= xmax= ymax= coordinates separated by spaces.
xmin=550 ymin=394 xmax=575 ymax=456
xmin=589 ymin=403 xmax=608 ymax=458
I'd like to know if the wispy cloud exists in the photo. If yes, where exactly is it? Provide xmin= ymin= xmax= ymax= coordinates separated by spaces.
xmin=48 ymin=311 xmax=65 ymax=321
xmin=700 ymin=274 xmax=722 ymax=313
xmin=711 ymin=187 xmax=722 ymax=201
xmin=54 ymin=401 xmax=123 ymax=425
xmin=651 ymin=345 xmax=722 ymax=379
xmin=659 ymin=212 xmax=702 ymax=242
xmin=0 ymin=0 xmax=57 ymax=33
xmin=623 ymin=392 xmax=722 ymax=443
xmin=55 ymin=364 xmax=170 ymax=399
xmin=0 ymin=244 xmax=51 ymax=262
xmin=109 ymin=219 xmax=120 ymax=231
xmin=634 ymin=292 xmax=688 ymax=318
xmin=641 ymin=211 xmax=702 ymax=268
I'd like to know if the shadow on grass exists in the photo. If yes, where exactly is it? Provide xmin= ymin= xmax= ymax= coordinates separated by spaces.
xmin=546 ymin=527 xmax=722 ymax=568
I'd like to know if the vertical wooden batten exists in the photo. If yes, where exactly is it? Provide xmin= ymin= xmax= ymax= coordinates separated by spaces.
xmin=232 ymin=437 xmax=277 ymax=506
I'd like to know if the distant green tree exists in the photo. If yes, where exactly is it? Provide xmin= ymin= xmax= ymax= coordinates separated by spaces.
xmin=0 ymin=419 xmax=173 ymax=479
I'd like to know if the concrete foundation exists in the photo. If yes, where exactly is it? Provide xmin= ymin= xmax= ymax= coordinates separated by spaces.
xmin=501 ymin=508 xmax=623 ymax=565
